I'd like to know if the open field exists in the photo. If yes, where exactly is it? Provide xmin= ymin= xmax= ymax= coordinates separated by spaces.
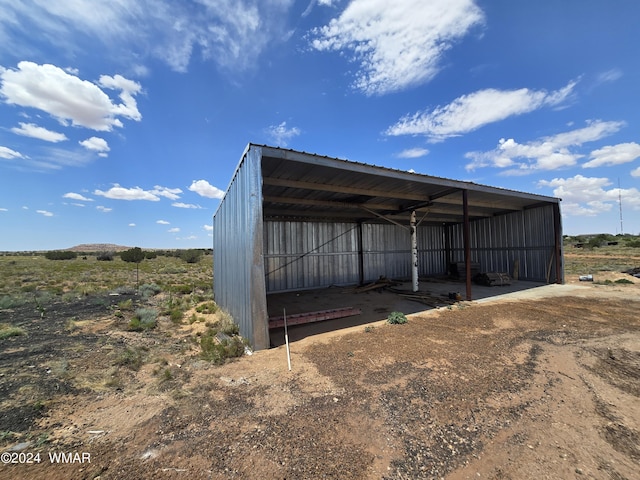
xmin=1 ymin=246 xmax=639 ymax=479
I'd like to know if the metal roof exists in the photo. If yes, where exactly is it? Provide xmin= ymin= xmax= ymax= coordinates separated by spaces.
xmin=256 ymin=144 xmax=560 ymax=226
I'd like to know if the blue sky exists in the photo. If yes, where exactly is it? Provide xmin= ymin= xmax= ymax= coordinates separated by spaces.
xmin=1 ymin=0 xmax=639 ymax=251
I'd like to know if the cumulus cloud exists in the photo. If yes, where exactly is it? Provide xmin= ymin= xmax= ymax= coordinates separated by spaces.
xmin=168 ymin=227 xmax=180 ymax=233
xmin=0 ymin=1 xmax=294 ymax=73
xmin=203 ymin=224 xmax=213 ymax=232
xmin=188 ymin=180 xmax=224 ymax=199
xmin=632 ymin=166 xmax=640 ymax=178
xmin=465 ymin=120 xmax=625 ymax=174
xmin=0 ymin=62 xmax=141 ymax=131
xmin=151 ymin=186 xmax=182 ymax=200
xmin=11 ymin=122 xmax=68 ymax=142
xmin=97 ymin=206 xmax=112 ymax=212
xmin=539 ymin=174 xmax=640 ymax=216
xmin=94 ymin=184 xmax=160 ymax=201
xmin=36 ymin=209 xmax=53 ymax=217
xmin=172 ymin=202 xmax=203 ymax=209
xmin=386 ymin=80 xmax=577 ymax=141
xmin=396 ymin=148 xmax=429 ymax=159
xmin=63 ymin=192 xmax=93 ymax=202
xmin=79 ymin=137 xmax=110 ymax=157
xmin=0 ymin=145 xmax=25 ymax=159
xmin=265 ymin=122 xmax=301 ymax=147
xmin=583 ymin=142 xmax=640 ymax=168
xmin=156 ymin=220 xmax=170 ymax=225
xmin=310 ymin=0 xmax=484 ymax=95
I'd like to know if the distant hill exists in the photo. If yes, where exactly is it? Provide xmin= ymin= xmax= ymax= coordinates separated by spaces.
xmin=68 ymin=243 xmax=132 ymax=252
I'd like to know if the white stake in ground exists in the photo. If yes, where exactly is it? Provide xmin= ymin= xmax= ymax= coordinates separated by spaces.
xmin=284 ymin=308 xmax=291 ymax=371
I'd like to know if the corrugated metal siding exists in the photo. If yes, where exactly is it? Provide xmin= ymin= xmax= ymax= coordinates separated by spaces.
xmin=362 ymin=223 xmax=410 ymax=280
xmin=264 ymin=221 xmax=360 ymax=292
xmin=417 ymin=225 xmax=447 ymax=275
xmin=212 ymin=146 xmax=269 ymax=350
xmin=447 ymin=204 xmax=557 ymax=282
xmin=264 ymin=221 xmax=449 ymax=291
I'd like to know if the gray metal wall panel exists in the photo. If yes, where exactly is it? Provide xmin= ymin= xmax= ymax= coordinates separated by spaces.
xmin=417 ymin=225 xmax=448 ymax=276
xmin=362 ymin=223 xmax=411 ymax=280
xmin=447 ymin=204 xmax=557 ymax=282
xmin=264 ymin=221 xmax=360 ymax=292
xmin=212 ymin=146 xmax=268 ymax=349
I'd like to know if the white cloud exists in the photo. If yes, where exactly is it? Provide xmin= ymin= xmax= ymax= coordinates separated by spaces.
xmin=157 ymin=220 xmax=170 ymax=225
xmin=583 ymin=142 xmax=640 ymax=168
xmin=0 ymin=1 xmax=294 ymax=73
xmin=11 ymin=122 xmax=68 ymax=142
xmin=203 ymin=224 xmax=213 ymax=232
xmin=265 ymin=122 xmax=301 ymax=147
xmin=79 ymin=136 xmax=110 ymax=157
xmin=36 ymin=209 xmax=53 ymax=217
xmin=63 ymin=192 xmax=93 ymax=202
xmin=0 ymin=62 xmax=142 ymax=131
xmin=396 ymin=148 xmax=429 ymax=159
xmin=0 ymin=208 xmax=7 ymax=212
xmin=151 ymin=186 xmax=182 ymax=200
xmin=168 ymin=227 xmax=180 ymax=233
xmin=172 ymin=202 xmax=203 ymax=209
xmin=97 ymin=206 xmax=112 ymax=212
xmin=129 ymin=223 xmax=136 ymax=227
xmin=539 ymin=174 xmax=640 ymax=216
xmin=94 ymin=184 xmax=160 ymax=201
xmin=465 ymin=120 xmax=625 ymax=173
xmin=311 ymin=0 xmax=484 ymax=95
xmin=595 ymin=69 xmax=622 ymax=85
xmin=0 ymin=145 xmax=25 ymax=159
xmin=386 ymin=80 xmax=577 ymax=141
xmin=632 ymin=166 xmax=640 ymax=177
xmin=188 ymin=180 xmax=224 ymax=199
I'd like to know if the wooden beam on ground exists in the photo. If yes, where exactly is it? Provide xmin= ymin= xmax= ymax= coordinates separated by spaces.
xmin=268 ymin=307 xmax=362 ymax=329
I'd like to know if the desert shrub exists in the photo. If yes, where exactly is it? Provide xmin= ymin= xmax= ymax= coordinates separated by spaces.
xmin=96 ymin=251 xmax=114 ymax=261
xmin=120 ymin=247 xmax=145 ymax=264
xmin=387 ymin=311 xmax=408 ymax=325
xmin=179 ymin=249 xmax=203 ymax=264
xmin=0 ymin=295 xmax=29 ymax=309
xmin=627 ymin=240 xmax=640 ymax=248
xmin=128 ymin=308 xmax=158 ymax=331
xmin=168 ymin=308 xmax=183 ymax=324
xmin=199 ymin=329 xmax=244 ymax=364
xmin=114 ymin=347 xmax=146 ymax=371
xmin=117 ymin=298 xmax=133 ymax=310
xmin=44 ymin=250 xmax=77 ymax=260
xmin=172 ymin=284 xmax=193 ymax=295
xmin=139 ymin=283 xmax=162 ymax=298
xmin=615 ymin=278 xmax=634 ymax=284
xmin=0 ymin=323 xmax=26 ymax=340
xmin=195 ymin=301 xmax=218 ymax=314
xmin=214 ymin=310 xmax=239 ymax=335
xmin=144 ymin=251 xmax=158 ymax=259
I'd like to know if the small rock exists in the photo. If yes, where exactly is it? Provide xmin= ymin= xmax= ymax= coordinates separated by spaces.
xmin=7 ymin=442 xmax=32 ymax=452
xmin=575 ymin=468 xmax=583 ymax=475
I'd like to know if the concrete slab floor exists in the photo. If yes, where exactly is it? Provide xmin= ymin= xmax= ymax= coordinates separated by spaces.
xmin=267 ymin=278 xmax=549 ymax=347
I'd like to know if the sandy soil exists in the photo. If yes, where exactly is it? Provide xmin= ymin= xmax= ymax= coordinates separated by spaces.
xmin=1 ymin=277 xmax=639 ymax=479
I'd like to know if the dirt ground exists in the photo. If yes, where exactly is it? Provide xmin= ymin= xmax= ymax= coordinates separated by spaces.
xmin=1 ymin=273 xmax=640 ymax=479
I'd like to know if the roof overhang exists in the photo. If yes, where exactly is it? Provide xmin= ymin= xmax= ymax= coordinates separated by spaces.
xmin=257 ymin=145 xmax=560 ymax=225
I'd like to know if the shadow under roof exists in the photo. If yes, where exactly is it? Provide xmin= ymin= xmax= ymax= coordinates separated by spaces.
xmin=257 ymin=145 xmax=560 ymax=225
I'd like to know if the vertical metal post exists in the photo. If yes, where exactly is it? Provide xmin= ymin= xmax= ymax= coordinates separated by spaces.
xmin=463 ymin=190 xmax=472 ymax=301
xmin=411 ymin=210 xmax=419 ymax=292
xmin=553 ymin=202 xmax=563 ymax=284
xmin=357 ymin=220 xmax=365 ymax=286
